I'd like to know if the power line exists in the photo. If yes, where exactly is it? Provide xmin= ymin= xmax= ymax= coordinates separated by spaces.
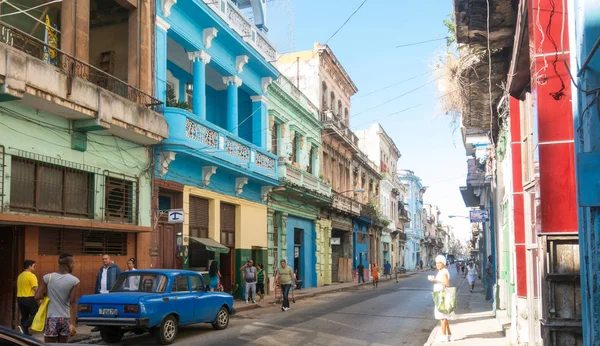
xmin=396 ymin=37 xmax=448 ymax=49
xmin=354 ymin=70 xmax=434 ymax=99
xmin=351 ymin=104 xmax=422 ymax=129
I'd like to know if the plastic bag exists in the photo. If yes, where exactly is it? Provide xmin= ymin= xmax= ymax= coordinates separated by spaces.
xmin=432 ymin=286 xmax=457 ymax=314
xmin=31 ymin=275 xmax=51 ymax=332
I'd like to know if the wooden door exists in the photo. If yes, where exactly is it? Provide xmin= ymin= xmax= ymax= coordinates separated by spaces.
xmin=159 ymin=223 xmax=176 ymax=269
xmin=220 ymin=203 xmax=236 ymax=293
xmin=0 ymin=227 xmax=16 ymax=328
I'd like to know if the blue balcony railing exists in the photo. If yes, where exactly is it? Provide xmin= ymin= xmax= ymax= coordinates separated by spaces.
xmin=163 ymin=107 xmax=277 ymax=181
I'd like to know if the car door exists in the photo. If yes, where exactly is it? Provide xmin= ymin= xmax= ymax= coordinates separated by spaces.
xmin=190 ymin=274 xmax=218 ymax=322
xmin=170 ymin=275 xmax=195 ymax=325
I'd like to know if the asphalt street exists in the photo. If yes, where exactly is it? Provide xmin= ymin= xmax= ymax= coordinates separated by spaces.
xmin=100 ymin=271 xmax=462 ymax=346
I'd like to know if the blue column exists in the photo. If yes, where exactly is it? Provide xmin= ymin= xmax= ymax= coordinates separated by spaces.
xmin=223 ymin=76 xmax=242 ymax=135
xmin=189 ymin=51 xmax=210 ymax=119
xmin=155 ymin=17 xmax=170 ymax=104
xmin=250 ymin=95 xmax=267 ymax=148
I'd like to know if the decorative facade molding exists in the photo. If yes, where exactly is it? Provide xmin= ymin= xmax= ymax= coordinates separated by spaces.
xmin=202 ymin=27 xmax=218 ymax=49
xmin=187 ymin=50 xmax=211 ymax=64
xmin=201 ymin=166 xmax=217 ymax=186
xmin=250 ymin=95 xmax=268 ymax=103
xmin=161 ymin=0 xmax=177 ymax=17
xmin=261 ymin=77 xmax=273 ymax=93
xmin=223 ymin=76 xmax=243 ymax=87
xmin=261 ymin=186 xmax=273 ymax=202
xmin=236 ymin=55 xmax=249 ymax=73
xmin=235 ymin=177 xmax=249 ymax=195
xmin=158 ymin=151 xmax=176 ymax=176
xmin=156 ymin=16 xmax=171 ymax=31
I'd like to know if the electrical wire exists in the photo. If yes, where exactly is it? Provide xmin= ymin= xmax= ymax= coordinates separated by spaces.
xmin=0 ymin=0 xmax=63 ymax=17
xmin=354 ymin=70 xmax=435 ymax=99
xmin=396 ymin=37 xmax=449 ymax=49
xmin=485 ymin=0 xmax=494 ymax=147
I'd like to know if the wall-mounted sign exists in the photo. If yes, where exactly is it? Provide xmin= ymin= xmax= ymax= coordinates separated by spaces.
xmin=168 ymin=209 xmax=184 ymax=223
xmin=470 ymin=209 xmax=490 ymax=223
xmin=330 ymin=237 xmax=341 ymax=245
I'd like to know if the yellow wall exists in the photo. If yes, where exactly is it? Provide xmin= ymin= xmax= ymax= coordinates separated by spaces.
xmin=182 ymin=186 xmax=267 ymax=249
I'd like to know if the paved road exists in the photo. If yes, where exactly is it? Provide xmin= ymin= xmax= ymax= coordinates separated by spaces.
xmin=102 ymin=271 xmax=462 ymax=346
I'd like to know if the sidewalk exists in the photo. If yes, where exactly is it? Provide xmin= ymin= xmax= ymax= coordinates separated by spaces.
xmin=31 ymin=272 xmax=417 ymax=343
xmin=425 ymin=278 xmax=509 ymax=345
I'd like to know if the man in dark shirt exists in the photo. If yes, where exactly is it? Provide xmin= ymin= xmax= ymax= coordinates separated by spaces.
xmin=357 ymin=262 xmax=365 ymax=283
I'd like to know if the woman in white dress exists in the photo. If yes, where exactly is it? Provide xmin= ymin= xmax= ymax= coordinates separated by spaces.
xmin=464 ymin=261 xmax=479 ymax=293
xmin=428 ymin=255 xmax=453 ymax=343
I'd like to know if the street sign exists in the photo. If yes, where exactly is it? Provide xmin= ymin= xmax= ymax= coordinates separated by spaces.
xmin=470 ymin=209 xmax=489 ymax=223
xmin=168 ymin=209 xmax=185 ymax=223
xmin=330 ymin=237 xmax=341 ymax=245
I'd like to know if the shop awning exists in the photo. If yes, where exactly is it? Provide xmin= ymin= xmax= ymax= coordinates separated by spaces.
xmin=189 ymin=237 xmax=230 ymax=254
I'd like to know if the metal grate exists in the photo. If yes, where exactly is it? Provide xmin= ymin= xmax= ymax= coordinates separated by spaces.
xmin=10 ymin=156 xmax=92 ymax=218
xmin=39 ymin=228 xmax=127 ymax=256
xmin=104 ymin=176 xmax=138 ymax=224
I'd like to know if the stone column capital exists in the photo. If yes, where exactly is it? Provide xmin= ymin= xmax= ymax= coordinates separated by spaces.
xmin=250 ymin=95 xmax=268 ymax=103
xmin=223 ymin=76 xmax=243 ymax=87
xmin=188 ymin=50 xmax=211 ymax=64
xmin=156 ymin=16 xmax=170 ymax=31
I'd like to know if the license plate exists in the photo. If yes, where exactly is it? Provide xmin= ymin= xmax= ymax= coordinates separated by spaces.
xmin=99 ymin=309 xmax=118 ymax=315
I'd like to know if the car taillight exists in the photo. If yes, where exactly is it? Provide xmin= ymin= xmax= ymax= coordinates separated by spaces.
xmin=78 ymin=304 xmax=91 ymax=313
xmin=124 ymin=305 xmax=139 ymax=313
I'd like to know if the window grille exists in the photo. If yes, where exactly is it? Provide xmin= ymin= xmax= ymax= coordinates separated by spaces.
xmin=38 ymin=228 xmax=127 ymax=256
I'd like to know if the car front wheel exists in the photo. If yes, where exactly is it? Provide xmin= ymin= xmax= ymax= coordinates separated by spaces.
xmin=155 ymin=315 xmax=178 ymax=345
xmin=100 ymin=327 xmax=124 ymax=344
xmin=211 ymin=306 xmax=229 ymax=330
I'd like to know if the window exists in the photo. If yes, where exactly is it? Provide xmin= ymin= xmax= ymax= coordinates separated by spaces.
xmin=189 ymin=197 xmax=210 ymax=269
xmin=307 ymin=146 xmax=314 ymax=174
xmin=38 ymin=228 xmax=128 ymax=255
xmin=271 ymin=123 xmax=279 ymax=155
xmin=172 ymin=275 xmax=190 ymax=292
xmin=105 ymin=177 xmax=136 ymax=223
xmin=344 ymin=108 xmax=349 ymax=123
xmin=330 ymin=92 xmax=335 ymax=112
xmin=220 ymin=203 xmax=236 ymax=248
xmin=321 ymin=82 xmax=328 ymax=110
xmin=10 ymin=157 xmax=91 ymax=217
xmin=338 ymin=100 xmax=342 ymax=117
xmin=190 ymin=275 xmax=205 ymax=292
xmin=291 ymin=133 xmax=298 ymax=163
xmin=113 ymin=274 xmax=168 ymax=293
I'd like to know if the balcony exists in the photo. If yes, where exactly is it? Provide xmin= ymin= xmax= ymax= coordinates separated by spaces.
xmin=201 ymin=0 xmax=276 ymax=62
xmin=406 ymin=229 xmax=425 ymax=239
xmin=332 ymin=193 xmax=361 ymax=215
xmin=398 ymin=232 xmax=407 ymax=242
xmin=278 ymin=162 xmax=332 ymax=198
xmin=162 ymin=107 xmax=278 ymax=184
xmin=398 ymin=208 xmax=410 ymax=223
xmin=0 ymin=21 xmax=166 ymax=144
xmin=321 ymin=111 xmax=359 ymax=153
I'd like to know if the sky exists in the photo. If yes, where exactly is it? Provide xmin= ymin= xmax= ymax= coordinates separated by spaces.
xmin=267 ymin=0 xmax=472 ymax=242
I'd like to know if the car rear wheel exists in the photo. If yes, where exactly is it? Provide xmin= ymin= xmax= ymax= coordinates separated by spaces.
xmin=100 ymin=327 xmax=124 ymax=344
xmin=211 ymin=306 xmax=229 ymax=330
xmin=155 ymin=315 xmax=178 ymax=345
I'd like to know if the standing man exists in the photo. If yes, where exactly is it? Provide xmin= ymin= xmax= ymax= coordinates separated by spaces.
xmin=275 ymin=259 xmax=295 ymax=311
xmin=485 ymin=255 xmax=494 ymax=300
xmin=17 ymin=260 xmax=38 ymax=335
xmin=357 ymin=262 xmax=365 ymax=284
xmin=35 ymin=253 xmax=79 ymax=344
xmin=240 ymin=259 xmax=257 ymax=304
xmin=93 ymin=254 xmax=121 ymax=332
xmin=384 ymin=260 xmax=392 ymax=279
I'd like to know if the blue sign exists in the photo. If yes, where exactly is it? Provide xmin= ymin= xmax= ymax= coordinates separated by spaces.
xmin=168 ymin=209 xmax=185 ymax=223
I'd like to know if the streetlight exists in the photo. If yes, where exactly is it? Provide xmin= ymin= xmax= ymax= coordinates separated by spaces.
xmin=337 ymin=188 xmax=365 ymax=194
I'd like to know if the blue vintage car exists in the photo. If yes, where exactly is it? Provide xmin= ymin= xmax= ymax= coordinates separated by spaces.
xmin=76 ymin=269 xmax=234 ymax=345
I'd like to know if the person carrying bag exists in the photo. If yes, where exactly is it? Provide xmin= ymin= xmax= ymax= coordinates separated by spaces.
xmin=31 ymin=275 xmax=51 ymax=332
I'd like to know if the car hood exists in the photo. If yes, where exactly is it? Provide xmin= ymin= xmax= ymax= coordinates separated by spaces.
xmin=78 ymin=292 xmax=154 ymax=304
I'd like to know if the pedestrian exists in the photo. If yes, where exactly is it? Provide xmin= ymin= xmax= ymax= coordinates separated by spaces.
xmin=208 ymin=261 xmax=222 ymax=292
xmin=371 ymin=262 xmax=380 ymax=288
xmin=92 ymin=254 xmax=121 ymax=332
xmin=357 ymin=262 xmax=365 ymax=284
xmin=455 ymin=261 xmax=460 ymax=273
xmin=275 ymin=259 xmax=295 ymax=311
xmin=240 ymin=259 xmax=257 ymax=304
xmin=428 ymin=254 xmax=454 ymax=343
xmin=485 ymin=255 xmax=493 ymax=300
xmin=17 ymin=260 xmax=39 ymax=336
xmin=256 ymin=263 xmax=266 ymax=301
xmin=420 ymin=260 xmax=424 ymax=270
xmin=464 ymin=261 xmax=479 ymax=293
xmin=125 ymin=258 xmax=139 ymax=290
xmin=384 ymin=260 xmax=391 ymax=279
xmin=34 ymin=253 xmax=80 ymax=344
xmin=461 ymin=262 xmax=465 ymax=274
xmin=394 ymin=262 xmax=400 ymax=283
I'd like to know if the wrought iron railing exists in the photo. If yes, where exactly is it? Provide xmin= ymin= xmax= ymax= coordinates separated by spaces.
xmin=0 ymin=21 xmax=163 ymax=113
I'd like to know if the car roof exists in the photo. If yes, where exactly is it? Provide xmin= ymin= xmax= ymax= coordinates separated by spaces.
xmin=124 ymin=269 xmax=202 ymax=277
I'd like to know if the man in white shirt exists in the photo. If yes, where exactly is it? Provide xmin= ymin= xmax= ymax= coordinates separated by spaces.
xmin=92 ymin=254 xmax=121 ymax=332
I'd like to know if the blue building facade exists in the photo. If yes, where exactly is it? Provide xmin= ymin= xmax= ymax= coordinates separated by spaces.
xmin=568 ymin=0 xmax=600 ymax=342
xmin=398 ymin=170 xmax=426 ymax=270
xmin=352 ymin=219 xmax=370 ymax=269
xmin=153 ymin=0 xmax=279 ymax=294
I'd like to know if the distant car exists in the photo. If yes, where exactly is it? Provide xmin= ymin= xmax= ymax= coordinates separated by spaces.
xmin=77 ymin=269 xmax=234 ymax=345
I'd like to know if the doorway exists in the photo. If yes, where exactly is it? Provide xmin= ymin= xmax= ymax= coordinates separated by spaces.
xmin=220 ymin=203 xmax=236 ymax=293
xmin=293 ymin=228 xmax=303 ymax=281
xmin=0 ymin=226 xmax=20 ymax=328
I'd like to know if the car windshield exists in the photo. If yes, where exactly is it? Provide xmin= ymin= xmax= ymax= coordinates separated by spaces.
xmin=111 ymin=273 xmax=169 ymax=293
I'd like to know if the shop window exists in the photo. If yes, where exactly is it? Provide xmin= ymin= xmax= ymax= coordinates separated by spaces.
xmin=105 ymin=177 xmax=137 ymax=223
xmin=10 ymin=157 xmax=92 ymax=218
xmin=38 ymin=228 xmax=127 ymax=256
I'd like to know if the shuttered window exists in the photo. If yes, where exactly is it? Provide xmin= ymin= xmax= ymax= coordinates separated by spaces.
xmin=189 ymin=197 xmax=209 ymax=238
xmin=220 ymin=203 xmax=235 ymax=248
xmin=38 ymin=228 xmax=127 ymax=255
